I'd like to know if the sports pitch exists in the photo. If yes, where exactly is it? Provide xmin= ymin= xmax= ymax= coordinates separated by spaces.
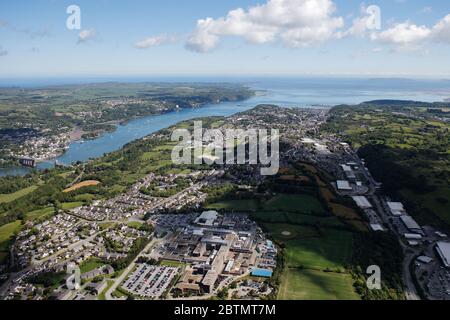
xmin=278 ymin=269 xmax=359 ymax=300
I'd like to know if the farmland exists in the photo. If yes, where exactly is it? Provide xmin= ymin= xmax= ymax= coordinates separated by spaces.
xmin=63 ymin=180 xmax=100 ymax=193
xmin=0 ymin=186 xmax=38 ymax=204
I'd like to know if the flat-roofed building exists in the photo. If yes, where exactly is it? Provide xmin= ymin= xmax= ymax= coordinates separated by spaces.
xmin=370 ymin=224 xmax=384 ymax=232
xmin=336 ymin=180 xmax=352 ymax=191
xmin=400 ymin=215 xmax=423 ymax=235
xmin=417 ymin=256 xmax=433 ymax=264
xmin=404 ymin=233 xmax=423 ymax=240
xmin=436 ymin=242 xmax=450 ymax=268
xmin=341 ymin=165 xmax=352 ymax=172
xmin=352 ymin=196 xmax=373 ymax=209
xmin=195 ymin=210 xmax=219 ymax=227
xmin=387 ymin=202 xmax=406 ymax=216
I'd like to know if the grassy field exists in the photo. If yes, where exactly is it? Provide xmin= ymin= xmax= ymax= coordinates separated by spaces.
xmin=263 ymin=220 xmax=355 ymax=299
xmin=278 ymin=269 xmax=359 ymax=300
xmin=80 ymin=258 xmax=106 ymax=273
xmin=205 ymin=199 xmax=258 ymax=212
xmin=254 ymin=212 xmax=343 ymax=228
xmin=160 ymin=260 xmax=185 ymax=267
xmin=0 ymin=220 xmax=21 ymax=253
xmin=99 ymin=222 xmax=116 ymax=230
xmin=127 ymin=221 xmax=144 ymax=229
xmin=0 ymin=185 xmax=38 ymax=204
xmin=265 ymin=224 xmax=353 ymax=270
xmin=263 ymin=194 xmax=326 ymax=215
xmin=61 ymin=202 xmax=84 ymax=210
xmin=26 ymin=206 xmax=55 ymax=221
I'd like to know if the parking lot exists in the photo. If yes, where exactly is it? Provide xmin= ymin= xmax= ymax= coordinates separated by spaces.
xmin=122 ymin=264 xmax=179 ymax=299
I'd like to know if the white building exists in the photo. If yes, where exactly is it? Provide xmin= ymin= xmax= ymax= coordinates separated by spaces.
xmin=436 ymin=242 xmax=450 ymax=268
xmin=341 ymin=165 xmax=352 ymax=172
xmin=404 ymin=233 xmax=423 ymax=240
xmin=195 ymin=211 xmax=219 ymax=227
xmin=387 ymin=202 xmax=406 ymax=216
xmin=352 ymin=196 xmax=373 ymax=209
xmin=336 ymin=180 xmax=352 ymax=191
xmin=370 ymin=224 xmax=385 ymax=232
xmin=400 ymin=215 xmax=423 ymax=235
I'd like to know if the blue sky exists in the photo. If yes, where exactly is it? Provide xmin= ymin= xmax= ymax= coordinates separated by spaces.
xmin=0 ymin=0 xmax=450 ymax=77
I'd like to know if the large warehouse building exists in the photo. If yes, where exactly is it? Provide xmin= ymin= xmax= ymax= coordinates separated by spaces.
xmin=436 ymin=242 xmax=450 ymax=268
xmin=400 ymin=215 xmax=423 ymax=235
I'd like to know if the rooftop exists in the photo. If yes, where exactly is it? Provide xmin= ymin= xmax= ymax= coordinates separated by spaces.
xmin=336 ymin=180 xmax=352 ymax=191
xmin=400 ymin=215 xmax=422 ymax=232
xmin=436 ymin=242 xmax=450 ymax=268
xmin=352 ymin=196 xmax=372 ymax=209
xmin=251 ymin=268 xmax=273 ymax=278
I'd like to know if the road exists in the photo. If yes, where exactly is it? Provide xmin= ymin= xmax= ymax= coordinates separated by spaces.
xmin=401 ymin=243 xmax=421 ymax=300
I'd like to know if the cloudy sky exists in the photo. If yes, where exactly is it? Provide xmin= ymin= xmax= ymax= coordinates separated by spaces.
xmin=1 ymin=0 xmax=450 ymax=77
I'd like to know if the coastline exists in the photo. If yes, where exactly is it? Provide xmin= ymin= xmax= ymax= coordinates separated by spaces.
xmin=0 ymin=95 xmax=254 ymax=174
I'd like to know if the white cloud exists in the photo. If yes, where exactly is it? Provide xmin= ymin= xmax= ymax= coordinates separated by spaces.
xmin=370 ymin=22 xmax=431 ymax=46
xmin=339 ymin=4 xmax=374 ymax=38
xmin=78 ymin=29 xmax=97 ymax=43
xmin=135 ymin=34 xmax=178 ymax=49
xmin=431 ymin=14 xmax=450 ymax=43
xmin=421 ymin=6 xmax=432 ymax=14
xmin=369 ymin=14 xmax=450 ymax=49
xmin=186 ymin=0 xmax=344 ymax=52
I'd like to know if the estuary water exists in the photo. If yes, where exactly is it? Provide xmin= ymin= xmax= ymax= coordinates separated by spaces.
xmin=1 ymin=77 xmax=449 ymax=177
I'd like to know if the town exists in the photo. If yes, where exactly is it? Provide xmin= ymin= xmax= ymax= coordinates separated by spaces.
xmin=0 ymin=104 xmax=449 ymax=301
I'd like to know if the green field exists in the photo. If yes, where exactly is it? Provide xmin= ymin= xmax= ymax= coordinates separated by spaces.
xmin=206 ymin=199 xmax=258 ymax=212
xmin=263 ymin=194 xmax=326 ymax=215
xmin=0 ymin=220 xmax=21 ymax=252
xmin=26 ymin=207 xmax=55 ymax=221
xmin=252 ymin=211 xmax=343 ymax=228
xmin=80 ymin=258 xmax=106 ymax=274
xmin=159 ymin=260 xmax=185 ymax=267
xmin=266 ymin=224 xmax=353 ymax=270
xmin=262 ymin=223 xmax=320 ymax=240
xmin=264 ymin=221 xmax=355 ymax=299
xmin=278 ymin=269 xmax=359 ymax=300
xmin=61 ymin=202 xmax=84 ymax=210
xmin=0 ymin=185 xmax=38 ymax=204
xmin=126 ymin=221 xmax=144 ymax=229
